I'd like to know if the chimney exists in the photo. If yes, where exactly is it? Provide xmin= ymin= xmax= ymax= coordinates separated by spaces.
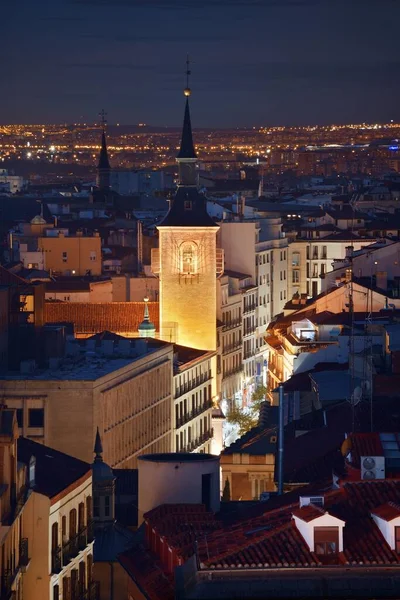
xmin=345 ymin=245 xmax=354 ymax=259
xmin=376 ymin=271 xmax=388 ymax=291
xmin=300 ymin=293 xmax=308 ymax=305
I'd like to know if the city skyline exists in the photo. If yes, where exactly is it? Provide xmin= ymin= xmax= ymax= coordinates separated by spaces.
xmin=2 ymin=0 xmax=400 ymax=127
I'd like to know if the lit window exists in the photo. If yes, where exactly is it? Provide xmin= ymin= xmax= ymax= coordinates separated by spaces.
xmin=62 ymin=252 xmax=68 ymax=263
xmin=180 ymin=242 xmax=197 ymax=275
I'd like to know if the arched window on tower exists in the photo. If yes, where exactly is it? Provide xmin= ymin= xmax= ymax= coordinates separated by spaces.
xmin=180 ymin=242 xmax=198 ymax=275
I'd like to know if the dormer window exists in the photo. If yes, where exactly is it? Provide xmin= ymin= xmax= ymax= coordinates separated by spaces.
xmin=372 ymin=503 xmax=400 ymax=551
xmin=184 ymin=200 xmax=192 ymax=211
xmin=293 ymin=505 xmax=345 ymax=560
xmin=314 ymin=527 xmax=339 ymax=556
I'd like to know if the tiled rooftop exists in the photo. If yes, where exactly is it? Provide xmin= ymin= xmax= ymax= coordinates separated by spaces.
xmin=141 ymin=480 xmax=400 ymax=575
xmin=372 ymin=502 xmax=400 ymax=521
xmin=44 ymin=300 xmax=160 ymax=334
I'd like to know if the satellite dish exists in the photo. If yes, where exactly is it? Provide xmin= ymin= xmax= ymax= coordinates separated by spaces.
xmin=363 ymin=457 xmax=376 ymax=470
xmin=351 ymin=386 xmax=363 ymax=406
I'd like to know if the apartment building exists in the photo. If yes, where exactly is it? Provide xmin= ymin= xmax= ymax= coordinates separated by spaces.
xmin=0 ymin=409 xmax=29 ymax=600
xmin=173 ymin=346 xmax=215 ymax=454
xmin=0 ymin=407 xmax=97 ymax=600
xmin=219 ymin=218 xmax=288 ymax=400
xmin=0 ymin=336 xmax=174 ymax=468
xmin=288 ymin=235 xmax=370 ymax=299
xmin=18 ymin=437 xmax=96 ymax=600
xmin=218 ymin=272 xmax=244 ymax=409
xmin=37 ymin=231 xmax=102 ymax=277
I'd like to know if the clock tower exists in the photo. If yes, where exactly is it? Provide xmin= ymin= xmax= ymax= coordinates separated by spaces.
xmin=153 ymin=78 xmax=222 ymax=351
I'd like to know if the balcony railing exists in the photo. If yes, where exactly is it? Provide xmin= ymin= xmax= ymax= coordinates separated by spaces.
xmin=52 ymin=546 xmax=62 ymax=574
xmin=80 ymin=582 xmax=100 ymax=600
xmin=243 ymin=349 xmax=256 ymax=360
xmin=1 ymin=569 xmax=12 ymax=599
xmin=243 ymin=325 xmax=256 ymax=336
xmin=223 ymin=366 xmax=243 ymax=378
xmin=52 ymin=523 xmax=94 ymax=574
xmin=19 ymin=538 xmax=29 ymax=571
xmin=179 ymin=428 xmax=214 ymax=453
xmin=243 ymin=303 xmax=257 ymax=315
xmin=222 ymin=319 xmax=242 ymax=331
xmin=175 ymin=400 xmax=213 ymax=429
xmin=175 ymin=371 xmax=212 ymax=398
xmin=222 ymin=341 xmax=242 ymax=354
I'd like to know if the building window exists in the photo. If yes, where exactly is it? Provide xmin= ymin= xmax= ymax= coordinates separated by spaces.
xmin=105 ymin=496 xmax=110 ymax=517
xmin=396 ymin=527 xmax=400 ymax=553
xmin=321 ymin=263 xmax=326 ymax=276
xmin=314 ymin=527 xmax=339 ymax=555
xmin=16 ymin=408 xmax=23 ymax=428
xmin=313 ymin=247 xmax=318 ymax=259
xmin=322 ymin=246 xmax=327 ymax=259
xmin=93 ymin=496 xmax=100 ymax=518
xmin=90 ymin=251 xmax=96 ymax=261
xmin=292 ymin=270 xmax=300 ymax=284
xmin=53 ymin=585 xmax=59 ymax=600
xmin=184 ymin=200 xmax=192 ymax=211
xmin=292 ymin=252 xmax=300 ymax=267
xmin=180 ymin=242 xmax=197 ymax=275
xmin=28 ymin=408 xmax=44 ymax=428
xmin=313 ymin=264 xmax=319 ymax=278
xmin=62 ymin=251 xmax=68 ymax=263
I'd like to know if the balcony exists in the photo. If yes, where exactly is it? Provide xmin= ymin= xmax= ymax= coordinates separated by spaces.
xmin=1 ymin=570 xmax=12 ymax=599
xmin=180 ymin=428 xmax=214 ymax=453
xmin=222 ymin=318 xmax=241 ymax=332
xmin=174 ymin=371 xmax=212 ymax=399
xmin=80 ymin=582 xmax=100 ymax=600
xmin=52 ymin=523 xmax=94 ymax=574
xmin=223 ymin=366 xmax=243 ymax=379
xmin=222 ymin=341 xmax=242 ymax=355
xmin=243 ymin=303 xmax=257 ymax=315
xmin=243 ymin=325 xmax=256 ymax=336
xmin=19 ymin=538 xmax=30 ymax=572
xmin=52 ymin=546 xmax=62 ymax=574
xmin=175 ymin=400 xmax=213 ymax=429
xmin=243 ymin=349 xmax=256 ymax=360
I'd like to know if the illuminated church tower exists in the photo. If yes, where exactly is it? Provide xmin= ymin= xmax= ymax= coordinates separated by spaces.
xmin=153 ymin=65 xmax=222 ymax=351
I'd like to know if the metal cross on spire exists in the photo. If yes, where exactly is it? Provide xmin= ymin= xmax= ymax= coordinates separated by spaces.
xmin=186 ymin=55 xmax=191 ymax=89
xmin=184 ymin=55 xmax=192 ymax=97
xmin=99 ymin=109 xmax=107 ymax=130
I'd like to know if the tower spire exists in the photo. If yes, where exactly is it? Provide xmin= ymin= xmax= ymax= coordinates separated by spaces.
xmin=97 ymin=109 xmax=111 ymax=189
xmin=138 ymin=295 xmax=156 ymax=338
xmin=94 ymin=427 xmax=103 ymax=462
xmin=177 ymin=56 xmax=197 ymax=161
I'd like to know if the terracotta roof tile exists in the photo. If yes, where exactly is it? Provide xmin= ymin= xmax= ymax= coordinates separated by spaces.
xmin=372 ymin=502 xmax=400 ymax=521
xmin=44 ymin=301 xmax=159 ymax=334
xmin=292 ymin=504 xmax=326 ymax=522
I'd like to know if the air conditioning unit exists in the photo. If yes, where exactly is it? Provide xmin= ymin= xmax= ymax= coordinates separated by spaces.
xmin=299 ymin=495 xmax=324 ymax=508
xmin=361 ymin=456 xmax=385 ymax=480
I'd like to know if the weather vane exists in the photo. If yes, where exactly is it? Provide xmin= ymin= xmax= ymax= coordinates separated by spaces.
xmin=184 ymin=55 xmax=191 ymax=97
xmin=99 ymin=109 xmax=107 ymax=129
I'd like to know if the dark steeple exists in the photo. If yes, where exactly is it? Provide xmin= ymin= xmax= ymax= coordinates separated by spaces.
xmin=94 ymin=427 xmax=103 ymax=462
xmin=177 ymin=98 xmax=197 ymax=160
xmin=159 ymin=59 xmax=216 ymax=228
xmin=98 ymin=130 xmax=111 ymax=170
xmin=96 ymin=109 xmax=111 ymax=190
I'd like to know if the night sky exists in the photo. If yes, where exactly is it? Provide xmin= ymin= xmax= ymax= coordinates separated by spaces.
xmin=2 ymin=0 xmax=400 ymax=127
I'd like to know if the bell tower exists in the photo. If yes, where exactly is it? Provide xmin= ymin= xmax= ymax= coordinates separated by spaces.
xmin=153 ymin=60 xmax=222 ymax=351
xmin=96 ymin=109 xmax=111 ymax=190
